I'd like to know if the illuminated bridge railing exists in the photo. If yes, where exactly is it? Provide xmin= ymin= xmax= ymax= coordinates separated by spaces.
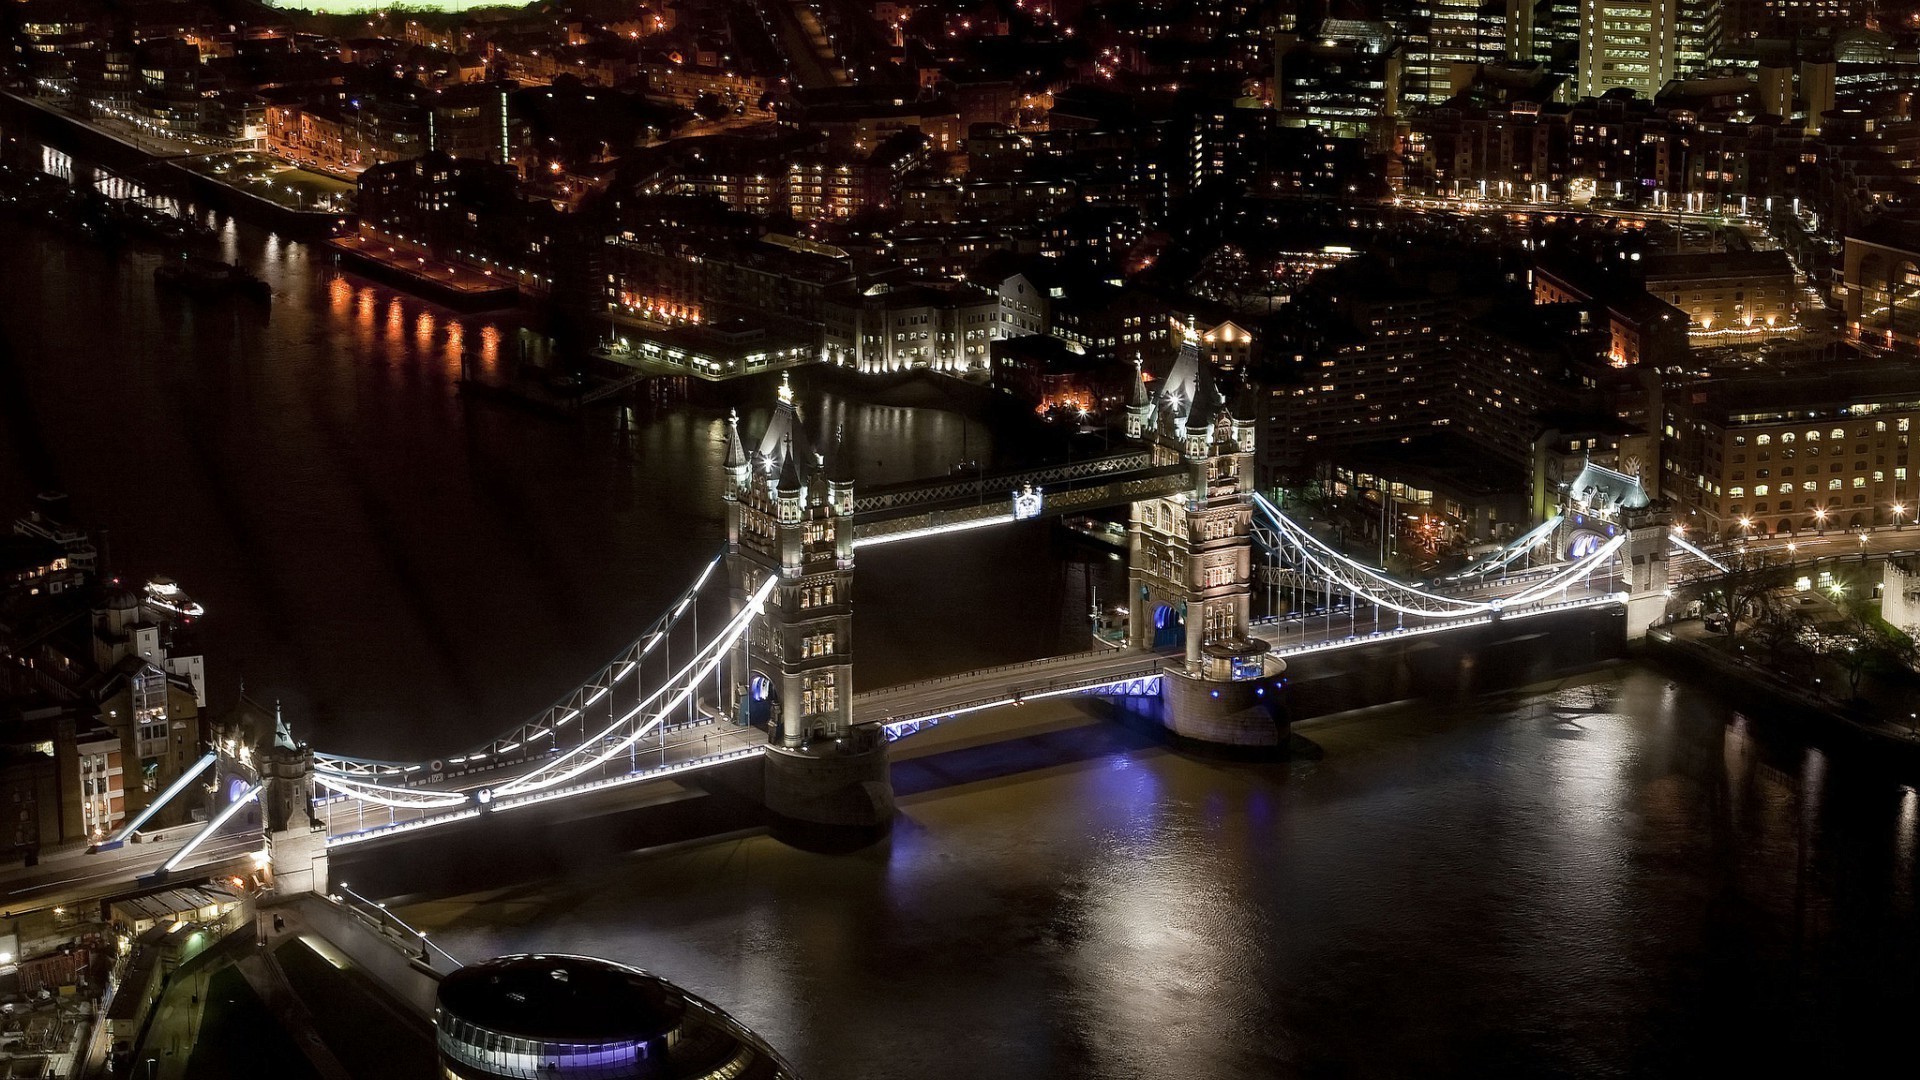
xmin=851 ymin=452 xmax=1154 ymax=518
xmin=853 ymin=469 xmax=1190 ymax=546
xmin=867 ymin=660 xmax=1167 ymax=741
xmin=324 ymin=744 xmax=765 ymax=849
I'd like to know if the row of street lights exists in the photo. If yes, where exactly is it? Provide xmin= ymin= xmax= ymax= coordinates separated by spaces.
xmin=1735 ymin=502 xmax=1907 ymax=539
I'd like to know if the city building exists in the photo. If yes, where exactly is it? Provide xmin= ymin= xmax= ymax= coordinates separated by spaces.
xmin=1660 ymin=360 xmax=1920 ymax=539
xmin=1843 ymin=230 xmax=1920 ymax=355
xmin=1578 ymin=0 xmax=1679 ymax=100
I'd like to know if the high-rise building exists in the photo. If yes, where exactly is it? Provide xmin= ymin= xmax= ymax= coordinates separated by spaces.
xmin=1578 ymin=0 xmax=1679 ymax=100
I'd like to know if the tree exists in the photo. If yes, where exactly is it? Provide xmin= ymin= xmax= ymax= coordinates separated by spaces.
xmin=1677 ymin=548 xmax=1797 ymax=637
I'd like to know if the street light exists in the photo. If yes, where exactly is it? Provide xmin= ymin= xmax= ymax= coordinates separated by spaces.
xmin=1814 ymin=507 xmax=1828 ymax=534
xmin=1895 ymin=503 xmax=1907 ymax=531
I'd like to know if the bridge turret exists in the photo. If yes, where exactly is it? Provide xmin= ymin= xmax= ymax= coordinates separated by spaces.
xmin=723 ymin=409 xmax=750 ymax=498
xmin=257 ymin=703 xmax=329 ymax=897
xmin=1125 ymin=359 xmax=1152 ymax=441
xmin=1621 ymin=501 xmax=1674 ymax=638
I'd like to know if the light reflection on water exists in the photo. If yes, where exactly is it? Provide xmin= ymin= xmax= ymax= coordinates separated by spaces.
xmin=380 ymin=667 xmax=1920 ymax=1078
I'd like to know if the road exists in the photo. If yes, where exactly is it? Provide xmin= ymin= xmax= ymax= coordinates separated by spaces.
xmin=0 ymin=830 xmax=261 ymax=915
xmin=753 ymin=0 xmax=849 ymax=89
xmin=852 ymin=649 xmax=1171 ymax=727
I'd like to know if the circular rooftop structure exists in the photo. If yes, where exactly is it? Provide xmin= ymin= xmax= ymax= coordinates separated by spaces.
xmin=436 ymin=955 xmax=797 ymax=1080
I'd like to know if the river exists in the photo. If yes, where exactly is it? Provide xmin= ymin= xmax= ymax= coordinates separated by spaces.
xmin=3 ymin=127 xmax=1918 ymax=1079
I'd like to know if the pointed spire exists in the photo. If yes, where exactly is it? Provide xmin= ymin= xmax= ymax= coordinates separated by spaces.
xmin=723 ymin=409 xmax=748 ymax=469
xmin=776 ymin=371 xmax=795 ymax=406
xmin=1185 ymin=354 xmax=1220 ymax=433
xmin=273 ymin=700 xmax=298 ymax=752
xmin=778 ymin=434 xmax=803 ymax=495
xmin=1128 ymin=358 xmax=1150 ymax=408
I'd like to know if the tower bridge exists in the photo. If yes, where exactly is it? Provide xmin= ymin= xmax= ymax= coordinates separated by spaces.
xmin=0 ymin=348 xmax=1712 ymax=913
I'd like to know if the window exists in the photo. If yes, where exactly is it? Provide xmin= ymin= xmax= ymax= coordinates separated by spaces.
xmin=1756 ymin=435 xmax=1770 ymax=446
xmin=1755 ymin=485 xmax=1770 ymax=496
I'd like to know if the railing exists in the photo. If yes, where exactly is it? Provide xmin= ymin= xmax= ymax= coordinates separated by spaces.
xmin=852 ymin=452 xmax=1154 ymax=516
xmin=854 ymin=648 xmax=1142 ymax=703
xmin=875 ymin=662 xmax=1167 ymax=736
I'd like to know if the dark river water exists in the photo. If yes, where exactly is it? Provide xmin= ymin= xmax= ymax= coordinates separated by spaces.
xmin=4 ymin=128 xmax=1919 ymax=1079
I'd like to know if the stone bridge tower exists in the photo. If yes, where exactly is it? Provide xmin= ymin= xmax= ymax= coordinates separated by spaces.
xmin=258 ymin=705 xmax=329 ymax=897
xmin=1620 ymin=501 xmax=1674 ymax=638
xmin=724 ymin=376 xmax=891 ymax=831
xmin=1125 ymin=340 xmax=1286 ymax=746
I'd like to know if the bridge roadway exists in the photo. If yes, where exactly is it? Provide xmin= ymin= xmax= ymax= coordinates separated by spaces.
xmin=849 ymin=648 xmax=1173 ymax=732
xmin=0 ymin=825 xmax=261 ymax=916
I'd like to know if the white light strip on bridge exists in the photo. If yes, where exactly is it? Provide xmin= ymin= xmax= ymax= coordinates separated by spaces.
xmin=1281 ymin=534 xmax=1494 ymax=617
xmin=160 ymin=783 xmax=261 ymax=873
xmin=1668 ymin=533 xmax=1730 ymax=573
xmin=324 ymin=747 xmax=766 ymax=848
xmin=489 ymin=746 xmax=762 ymax=813
xmin=104 ymin=751 xmax=216 ymax=847
xmin=325 ymin=808 xmax=482 ymax=849
xmin=495 ymin=575 xmax=777 ymax=797
xmin=852 ymin=513 xmax=1017 ymax=549
xmin=312 ymin=771 xmax=471 ymax=809
xmin=879 ymin=670 xmax=1166 ymax=730
xmin=1446 ymin=515 xmax=1564 ymax=579
xmin=1264 ymin=592 xmax=1628 ymax=660
xmin=1501 ymin=535 xmax=1625 ymax=606
xmin=1253 ymin=494 xmax=1496 ymax=614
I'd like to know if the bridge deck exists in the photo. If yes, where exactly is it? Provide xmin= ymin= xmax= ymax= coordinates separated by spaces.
xmin=852 ymin=648 xmax=1172 ymax=730
xmin=318 ymin=720 xmax=771 ymax=848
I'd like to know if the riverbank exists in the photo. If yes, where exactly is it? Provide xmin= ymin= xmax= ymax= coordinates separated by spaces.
xmin=0 ymin=90 xmax=349 ymax=239
xmin=1644 ymin=625 xmax=1920 ymax=770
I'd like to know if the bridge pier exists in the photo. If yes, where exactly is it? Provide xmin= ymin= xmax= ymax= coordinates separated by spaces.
xmin=1156 ymin=667 xmax=1291 ymax=749
xmin=762 ymin=726 xmax=894 ymax=834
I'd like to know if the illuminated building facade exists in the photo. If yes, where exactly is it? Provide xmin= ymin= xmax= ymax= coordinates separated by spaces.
xmin=1578 ymin=0 xmax=1678 ymax=100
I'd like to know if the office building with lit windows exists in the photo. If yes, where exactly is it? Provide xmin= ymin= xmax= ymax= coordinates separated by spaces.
xmin=1578 ymin=0 xmax=1679 ymax=100
xmin=1660 ymin=362 xmax=1920 ymax=540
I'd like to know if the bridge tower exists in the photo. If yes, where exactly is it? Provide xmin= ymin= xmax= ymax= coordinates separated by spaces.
xmin=258 ymin=705 xmax=329 ymax=897
xmin=1125 ymin=340 xmax=1285 ymax=747
xmin=725 ymin=375 xmax=892 ymax=831
xmin=1620 ymin=501 xmax=1674 ymax=638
